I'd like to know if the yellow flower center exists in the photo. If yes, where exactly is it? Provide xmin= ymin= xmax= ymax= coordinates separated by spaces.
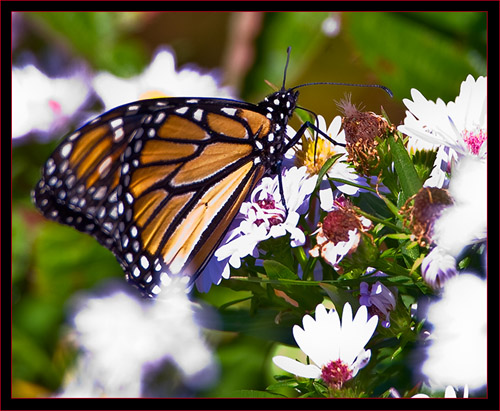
xmin=139 ymin=90 xmax=169 ymax=100
xmin=294 ymin=134 xmax=340 ymax=175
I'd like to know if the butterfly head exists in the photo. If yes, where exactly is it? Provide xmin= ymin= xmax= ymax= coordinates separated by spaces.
xmin=259 ymin=88 xmax=299 ymax=125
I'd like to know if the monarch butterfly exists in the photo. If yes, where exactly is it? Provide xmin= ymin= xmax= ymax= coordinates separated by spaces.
xmin=33 ymin=48 xmax=391 ymax=297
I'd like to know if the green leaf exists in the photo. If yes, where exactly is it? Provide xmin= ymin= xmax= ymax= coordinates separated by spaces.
xmin=263 ymin=260 xmax=298 ymax=281
xmin=267 ymin=379 xmax=300 ymax=390
xmin=314 ymin=153 xmax=345 ymax=191
xmin=388 ymin=134 xmax=422 ymax=201
xmin=27 ymin=12 xmax=148 ymax=76
xmin=12 ymin=328 xmax=62 ymax=390
xmin=319 ymin=283 xmax=359 ymax=309
xmin=34 ymin=222 xmax=119 ymax=299
xmin=243 ymin=12 xmax=330 ymax=100
xmin=346 ymin=12 xmax=486 ymax=101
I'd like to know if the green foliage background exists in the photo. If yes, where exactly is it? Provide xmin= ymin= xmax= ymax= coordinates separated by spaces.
xmin=12 ymin=11 xmax=486 ymax=398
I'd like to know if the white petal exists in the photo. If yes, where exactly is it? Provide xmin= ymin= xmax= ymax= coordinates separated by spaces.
xmin=339 ymin=304 xmax=378 ymax=366
xmin=293 ymin=321 xmax=326 ymax=367
xmin=326 ymin=116 xmax=343 ymax=141
xmin=444 ymin=386 xmax=457 ymax=398
xmin=319 ymin=187 xmax=335 ymax=212
xmin=272 ymin=356 xmax=321 ymax=379
xmin=350 ymin=349 xmax=371 ymax=377
xmin=315 ymin=305 xmax=341 ymax=361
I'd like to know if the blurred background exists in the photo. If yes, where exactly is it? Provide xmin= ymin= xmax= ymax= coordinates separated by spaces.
xmin=11 ymin=11 xmax=486 ymax=397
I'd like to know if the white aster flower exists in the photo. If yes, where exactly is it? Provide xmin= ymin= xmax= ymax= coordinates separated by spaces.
xmin=58 ymin=281 xmax=217 ymax=397
xmin=421 ymin=247 xmax=458 ymax=289
xmin=199 ymin=166 xmax=316 ymax=291
xmin=12 ymin=64 xmax=91 ymax=140
xmin=421 ymin=273 xmax=486 ymax=391
xmin=398 ymin=75 xmax=487 ymax=161
xmin=273 ymin=303 xmax=378 ymax=390
xmin=93 ymin=47 xmax=234 ymax=110
xmin=359 ymin=280 xmax=397 ymax=328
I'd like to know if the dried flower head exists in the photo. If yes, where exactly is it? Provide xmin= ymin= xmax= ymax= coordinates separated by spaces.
xmin=400 ymin=187 xmax=454 ymax=246
xmin=309 ymin=197 xmax=372 ymax=270
xmin=338 ymin=95 xmax=391 ymax=176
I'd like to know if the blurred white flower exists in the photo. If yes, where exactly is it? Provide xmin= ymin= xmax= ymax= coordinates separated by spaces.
xmin=359 ymin=280 xmax=396 ymax=328
xmin=443 ymin=385 xmax=469 ymax=398
xmin=93 ymin=47 xmax=234 ymax=110
xmin=421 ymin=274 xmax=486 ymax=391
xmin=273 ymin=303 xmax=378 ymax=390
xmin=393 ymin=385 xmax=469 ymax=398
xmin=12 ymin=64 xmax=91 ymax=140
xmin=196 ymin=166 xmax=316 ymax=292
xmin=321 ymin=13 xmax=341 ymax=37
xmin=58 ymin=280 xmax=217 ymax=397
xmin=398 ymin=75 xmax=487 ymax=161
xmin=432 ymin=155 xmax=487 ymax=258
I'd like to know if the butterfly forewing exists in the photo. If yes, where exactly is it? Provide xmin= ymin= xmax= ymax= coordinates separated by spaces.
xmin=117 ymin=98 xmax=270 ymax=294
xmin=33 ymin=93 xmax=296 ymax=296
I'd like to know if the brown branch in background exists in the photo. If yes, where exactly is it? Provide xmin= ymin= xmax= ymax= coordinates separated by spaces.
xmin=222 ymin=12 xmax=263 ymax=92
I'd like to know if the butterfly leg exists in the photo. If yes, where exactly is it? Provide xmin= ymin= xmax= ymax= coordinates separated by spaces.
xmin=277 ymin=120 xmax=346 ymax=215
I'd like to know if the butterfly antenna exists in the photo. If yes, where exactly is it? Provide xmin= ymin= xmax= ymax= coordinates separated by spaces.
xmin=282 ymin=46 xmax=292 ymax=90
xmin=292 ymin=81 xmax=393 ymax=97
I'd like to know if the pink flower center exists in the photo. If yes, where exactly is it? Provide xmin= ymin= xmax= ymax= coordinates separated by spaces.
xmin=321 ymin=359 xmax=353 ymax=389
xmin=48 ymin=99 xmax=62 ymax=115
xmin=462 ymin=128 xmax=486 ymax=155
xmin=254 ymin=197 xmax=284 ymax=227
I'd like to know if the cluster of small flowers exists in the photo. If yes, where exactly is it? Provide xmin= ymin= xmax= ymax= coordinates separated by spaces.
xmin=398 ymin=75 xmax=487 ymax=290
xmin=16 ymin=15 xmax=486 ymax=396
xmin=264 ymin=75 xmax=486 ymax=396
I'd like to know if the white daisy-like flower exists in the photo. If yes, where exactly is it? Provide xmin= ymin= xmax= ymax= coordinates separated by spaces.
xmin=273 ymin=303 xmax=378 ymax=390
xmin=93 ymin=47 xmax=234 ymax=110
xmin=12 ymin=64 xmax=91 ymax=140
xmin=359 ymin=280 xmax=397 ymax=328
xmin=196 ymin=166 xmax=316 ymax=292
xmin=398 ymin=75 xmax=487 ymax=161
xmin=420 ymin=247 xmax=458 ymax=289
xmin=421 ymin=273 xmax=486 ymax=391
xmin=58 ymin=280 xmax=217 ymax=397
